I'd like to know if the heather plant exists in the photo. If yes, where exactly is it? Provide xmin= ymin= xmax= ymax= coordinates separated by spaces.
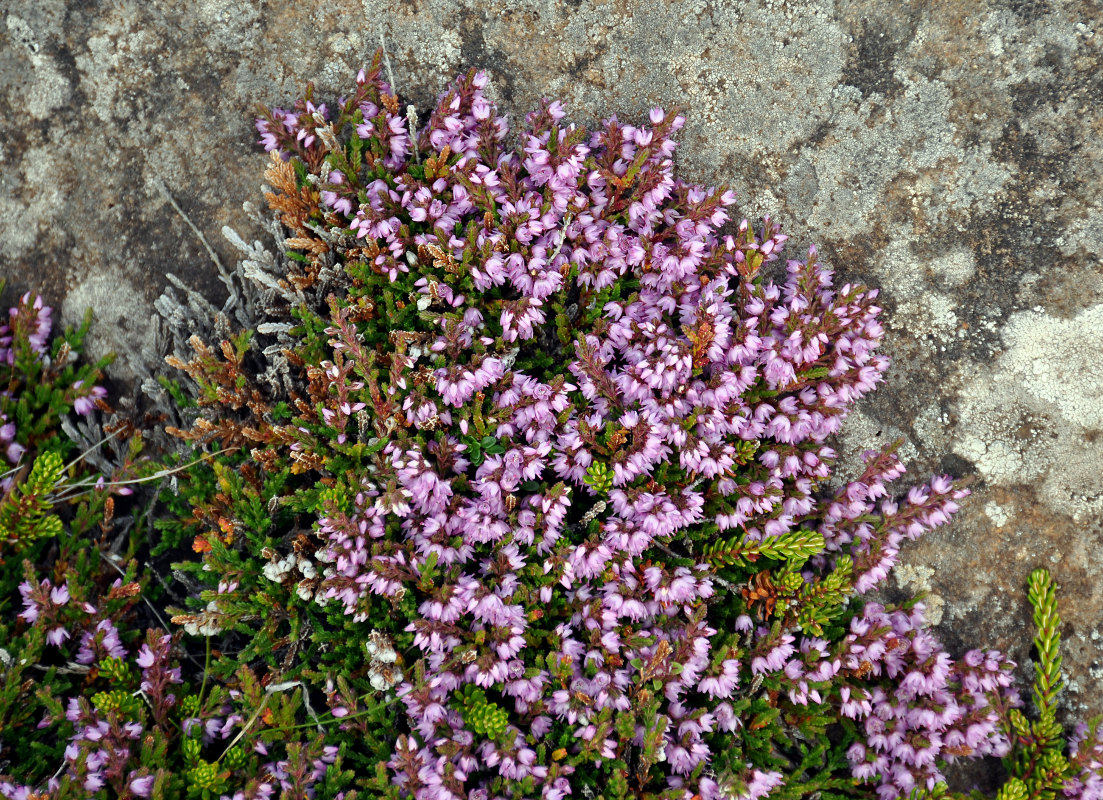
xmin=127 ymin=55 xmax=1036 ymax=799
xmin=3 ymin=50 xmax=1103 ymax=800
xmin=0 ymin=301 xmax=360 ymax=796
xmin=0 ymin=286 xmax=145 ymax=784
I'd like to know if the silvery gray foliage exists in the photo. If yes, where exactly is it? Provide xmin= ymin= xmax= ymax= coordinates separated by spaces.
xmin=138 ymin=199 xmax=351 ymax=445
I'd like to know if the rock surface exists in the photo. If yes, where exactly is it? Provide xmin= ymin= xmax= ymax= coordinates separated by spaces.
xmin=1 ymin=0 xmax=1100 ymax=725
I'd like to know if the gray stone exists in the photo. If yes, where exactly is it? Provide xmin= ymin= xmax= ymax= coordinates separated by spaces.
xmin=1 ymin=0 xmax=1100 ymax=722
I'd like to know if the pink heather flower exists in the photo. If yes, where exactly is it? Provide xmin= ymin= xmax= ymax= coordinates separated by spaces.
xmin=17 ymin=582 xmax=40 ymax=623
xmin=739 ymin=769 xmax=785 ymax=800
xmin=71 ymin=381 xmax=107 ymax=415
xmin=83 ymin=775 xmax=104 ymax=793
xmin=75 ymin=619 xmax=125 ymax=664
xmin=128 ymin=775 xmax=155 ymax=797
xmin=751 ymin=635 xmax=796 ymax=675
xmin=46 ymin=627 xmax=70 ymax=647
xmin=136 ymin=644 xmax=157 ymax=668
xmin=6 ymin=440 xmax=25 ymax=465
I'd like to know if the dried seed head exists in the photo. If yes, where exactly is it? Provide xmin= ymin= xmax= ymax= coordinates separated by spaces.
xmin=581 ymin=500 xmax=607 ymax=525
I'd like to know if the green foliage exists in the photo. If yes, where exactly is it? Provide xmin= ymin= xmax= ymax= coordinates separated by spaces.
xmin=186 ymin=759 xmax=231 ymax=800
xmin=0 ymin=450 xmax=65 ymax=550
xmin=705 ymin=528 xmax=826 ymax=567
xmin=1026 ymin=568 xmax=1064 ymax=719
xmin=583 ymin=460 xmax=614 ymax=495
xmin=991 ymin=568 xmax=1095 ymax=800
xmin=459 ymin=686 xmax=510 ymax=738
xmin=793 ymin=555 xmax=854 ymax=637
xmin=91 ymin=688 xmax=143 ymax=717
xmin=460 ymin=433 xmax=506 ymax=467
xmin=996 ymin=778 xmax=1030 ymax=800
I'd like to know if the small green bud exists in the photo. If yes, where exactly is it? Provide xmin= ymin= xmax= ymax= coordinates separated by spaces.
xmin=91 ymin=689 xmax=140 ymax=717
xmin=182 ymin=736 xmax=202 ymax=766
xmin=223 ymin=746 xmax=248 ymax=770
xmin=98 ymin=656 xmax=133 ymax=685
xmin=187 ymin=759 xmax=229 ymax=797
xmin=583 ymin=462 xmax=614 ymax=495
xmin=996 ymin=778 xmax=1028 ymax=800
xmin=180 ymin=694 xmax=201 ymax=717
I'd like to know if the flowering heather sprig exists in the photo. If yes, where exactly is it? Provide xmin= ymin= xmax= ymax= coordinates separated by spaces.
xmin=75 ymin=619 xmax=126 ymax=664
xmin=0 ymin=289 xmax=108 ymax=503
xmin=812 ymin=445 xmax=971 ymax=594
xmin=1064 ymin=722 xmax=1103 ymax=800
xmin=60 ymin=696 xmax=147 ymax=795
xmin=0 ymin=291 xmax=52 ymax=365
xmin=0 ymin=291 xmax=106 ymax=410
xmin=14 ymin=569 xmax=145 ymax=659
xmin=135 ymin=631 xmax=184 ymax=728
xmin=840 ymin=602 xmax=1020 ymax=799
xmin=0 ymin=291 xmax=56 ymax=485
xmin=17 ymin=576 xmax=77 ymax=647
xmin=71 ymin=380 xmax=108 ymax=416
xmin=0 ymin=412 xmax=24 ymax=470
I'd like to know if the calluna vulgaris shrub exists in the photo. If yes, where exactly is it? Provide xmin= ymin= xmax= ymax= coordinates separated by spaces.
xmin=2 ymin=50 xmax=1101 ymax=800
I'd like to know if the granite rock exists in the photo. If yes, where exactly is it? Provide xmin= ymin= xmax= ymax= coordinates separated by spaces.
xmin=1 ymin=0 xmax=1100 ymax=721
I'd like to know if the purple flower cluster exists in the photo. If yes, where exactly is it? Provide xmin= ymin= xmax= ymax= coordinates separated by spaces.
xmin=0 ymin=291 xmax=106 ymax=493
xmin=1065 ymin=722 xmax=1103 ymax=800
xmin=71 ymin=379 xmax=108 ymax=416
xmin=75 ymin=619 xmax=126 ymax=664
xmin=61 ymin=696 xmax=149 ymax=795
xmin=17 ymin=576 xmax=136 ymax=655
xmin=135 ymin=633 xmax=183 ymax=726
xmin=0 ymin=410 xmax=22 ymax=476
xmin=18 ymin=577 xmax=89 ymax=647
xmin=814 ymin=447 xmax=970 ymax=593
xmin=841 ymin=602 xmax=1020 ymax=799
xmin=252 ymin=743 xmax=340 ymax=800
xmin=0 ymin=291 xmax=52 ymax=365
xmin=3 ymin=616 xmax=345 ymax=800
xmin=1063 ymin=719 xmax=1103 ymax=798
xmin=12 ymin=597 xmax=174 ymax=796
xmin=0 ymin=292 xmax=54 ymax=482
xmin=0 ymin=781 xmax=53 ymax=800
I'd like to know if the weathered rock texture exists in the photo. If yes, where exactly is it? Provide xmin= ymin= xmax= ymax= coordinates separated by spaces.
xmin=1 ymin=0 xmax=1100 ymax=721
